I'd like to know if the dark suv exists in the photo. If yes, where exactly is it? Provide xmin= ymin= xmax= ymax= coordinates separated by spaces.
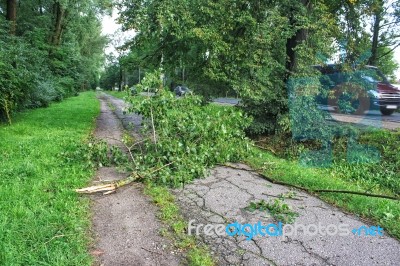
xmin=315 ymin=64 xmax=400 ymax=115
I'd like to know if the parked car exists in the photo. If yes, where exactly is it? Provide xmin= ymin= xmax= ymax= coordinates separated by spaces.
xmin=314 ymin=64 xmax=400 ymax=116
xmin=174 ymin=86 xmax=191 ymax=96
xmin=129 ymin=86 xmax=138 ymax=96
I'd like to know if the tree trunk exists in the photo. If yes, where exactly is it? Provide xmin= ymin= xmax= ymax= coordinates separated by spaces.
xmin=51 ymin=2 xmax=65 ymax=46
xmin=39 ymin=0 xmax=44 ymax=15
xmin=285 ymin=0 xmax=310 ymax=76
xmin=119 ymin=66 xmax=123 ymax=91
xmin=369 ymin=12 xmax=381 ymax=66
xmin=6 ymin=0 xmax=17 ymax=35
xmin=286 ymin=29 xmax=309 ymax=74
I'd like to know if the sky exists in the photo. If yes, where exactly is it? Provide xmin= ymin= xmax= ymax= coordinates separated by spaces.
xmin=102 ymin=12 xmax=400 ymax=80
xmin=101 ymin=10 xmax=135 ymax=58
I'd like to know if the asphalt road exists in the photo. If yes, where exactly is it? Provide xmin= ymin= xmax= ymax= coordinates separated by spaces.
xmin=318 ymin=105 xmax=400 ymax=123
xmin=329 ymin=110 xmax=400 ymax=130
xmin=353 ymin=109 xmax=400 ymax=122
xmin=137 ymin=93 xmax=400 ymax=129
xmin=300 ymin=106 xmax=400 ymax=130
xmin=212 ymin=97 xmax=241 ymax=105
xmin=213 ymin=97 xmax=400 ymax=129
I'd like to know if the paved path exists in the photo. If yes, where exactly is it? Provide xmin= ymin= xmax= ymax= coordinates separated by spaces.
xmin=90 ymin=93 xmax=181 ymax=266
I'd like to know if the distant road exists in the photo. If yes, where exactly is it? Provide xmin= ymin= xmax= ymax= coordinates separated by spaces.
xmin=132 ymin=92 xmax=400 ymax=130
xmin=212 ymin=97 xmax=400 ymax=130
xmin=329 ymin=110 xmax=400 ymax=130
xmin=212 ymin=97 xmax=240 ymax=105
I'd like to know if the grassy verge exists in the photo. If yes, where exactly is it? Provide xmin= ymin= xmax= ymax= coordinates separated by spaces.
xmin=0 ymin=92 xmax=100 ymax=265
xmin=144 ymin=183 xmax=215 ymax=266
xmin=247 ymin=141 xmax=400 ymax=239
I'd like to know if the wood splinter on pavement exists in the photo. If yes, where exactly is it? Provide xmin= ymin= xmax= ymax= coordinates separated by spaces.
xmin=75 ymin=162 xmax=173 ymax=195
xmin=75 ymin=173 xmax=141 ymax=195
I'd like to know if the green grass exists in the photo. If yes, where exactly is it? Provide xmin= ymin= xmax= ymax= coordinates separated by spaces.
xmin=246 ymin=146 xmax=400 ymax=239
xmin=144 ymin=183 xmax=215 ymax=266
xmin=0 ymin=92 xmax=100 ymax=265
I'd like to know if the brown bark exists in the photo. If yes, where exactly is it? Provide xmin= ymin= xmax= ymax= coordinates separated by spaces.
xmin=369 ymin=10 xmax=382 ymax=66
xmin=119 ymin=66 xmax=123 ymax=91
xmin=285 ymin=0 xmax=311 ymax=75
xmin=39 ymin=0 xmax=44 ymax=15
xmin=286 ymin=29 xmax=308 ymax=74
xmin=51 ymin=2 xmax=65 ymax=46
xmin=6 ymin=0 xmax=17 ymax=35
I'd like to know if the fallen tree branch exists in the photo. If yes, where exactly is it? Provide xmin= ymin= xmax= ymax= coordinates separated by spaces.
xmin=313 ymin=189 xmax=400 ymax=200
xmin=104 ymin=136 xmax=148 ymax=150
xmin=141 ymin=247 xmax=163 ymax=256
xmin=121 ymin=140 xmax=138 ymax=164
xmin=252 ymin=144 xmax=276 ymax=154
xmin=75 ymin=161 xmax=175 ymax=195
xmin=147 ymin=162 xmax=174 ymax=176
xmin=149 ymin=101 xmax=157 ymax=150
xmin=75 ymin=172 xmax=142 ymax=195
xmin=221 ymin=164 xmax=400 ymax=201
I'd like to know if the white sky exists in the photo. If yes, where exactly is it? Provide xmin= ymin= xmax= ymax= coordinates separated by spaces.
xmin=102 ymin=10 xmax=136 ymax=58
xmin=102 ymin=12 xmax=400 ymax=79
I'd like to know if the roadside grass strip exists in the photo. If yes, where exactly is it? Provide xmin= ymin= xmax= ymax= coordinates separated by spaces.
xmin=0 ymin=92 xmax=99 ymax=265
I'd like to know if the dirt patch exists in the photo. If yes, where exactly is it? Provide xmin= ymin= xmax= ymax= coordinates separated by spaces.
xmin=89 ymin=93 xmax=181 ymax=266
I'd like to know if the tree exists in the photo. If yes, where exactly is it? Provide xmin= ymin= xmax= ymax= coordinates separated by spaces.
xmin=6 ymin=0 xmax=16 ymax=35
xmin=285 ymin=0 xmax=312 ymax=74
xmin=50 ymin=1 xmax=66 ymax=46
xmin=116 ymin=0 xmax=335 ymax=134
xmin=0 ymin=0 xmax=110 ymax=123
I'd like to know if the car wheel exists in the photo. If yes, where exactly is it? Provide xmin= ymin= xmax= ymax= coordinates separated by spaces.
xmin=380 ymin=107 xmax=395 ymax=116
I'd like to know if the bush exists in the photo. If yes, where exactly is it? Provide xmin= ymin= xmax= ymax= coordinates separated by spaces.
xmin=26 ymin=81 xmax=56 ymax=108
xmin=56 ymin=77 xmax=78 ymax=97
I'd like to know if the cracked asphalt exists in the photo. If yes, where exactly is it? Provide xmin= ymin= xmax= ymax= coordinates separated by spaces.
xmin=99 ymin=92 xmax=400 ymax=266
xmin=173 ymin=164 xmax=400 ymax=266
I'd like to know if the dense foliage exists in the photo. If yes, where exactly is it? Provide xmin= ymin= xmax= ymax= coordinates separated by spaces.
xmin=0 ymin=0 xmax=110 ymax=123
xmin=109 ymin=0 xmax=400 ymax=135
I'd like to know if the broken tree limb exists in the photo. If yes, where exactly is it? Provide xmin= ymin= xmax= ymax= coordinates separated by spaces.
xmin=75 ymin=161 xmax=175 ymax=195
xmin=75 ymin=172 xmax=142 ymax=195
xmin=313 ymin=189 xmax=400 ymax=200
xmin=252 ymin=144 xmax=277 ymax=154
xmin=221 ymin=163 xmax=400 ymax=201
